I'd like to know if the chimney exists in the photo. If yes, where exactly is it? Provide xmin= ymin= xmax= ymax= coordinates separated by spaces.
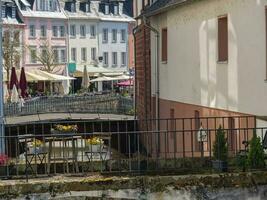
xmin=118 ymin=2 xmax=123 ymax=15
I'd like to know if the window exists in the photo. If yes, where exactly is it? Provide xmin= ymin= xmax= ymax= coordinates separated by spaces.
xmin=2 ymin=5 xmax=6 ymax=18
xmin=81 ymin=48 xmax=87 ymax=62
xmin=60 ymin=49 xmax=66 ymax=63
xmin=112 ymin=52 xmax=117 ymax=66
xmin=161 ymin=28 xmax=167 ymax=62
xmin=112 ymin=29 xmax=117 ymax=43
xmin=218 ymin=16 xmax=228 ymax=62
xmin=80 ymin=25 xmax=86 ymax=37
xmin=121 ymin=52 xmax=126 ymax=66
xmin=91 ymin=48 xmax=96 ymax=61
xmin=70 ymin=25 xmax=76 ymax=37
xmin=105 ymin=4 xmax=109 ymax=15
xmin=29 ymin=25 xmax=36 ymax=38
xmin=60 ymin=26 xmax=65 ymax=37
xmin=114 ymin=5 xmax=118 ymax=15
xmin=53 ymin=48 xmax=59 ymax=63
xmin=103 ymin=28 xmax=108 ymax=43
xmin=30 ymin=48 xmax=37 ymax=63
xmin=52 ymin=26 xmax=58 ymax=37
xmin=11 ymin=6 xmax=16 ymax=18
xmin=70 ymin=2 xmax=75 ymax=12
xmin=90 ymin=25 xmax=96 ymax=38
xmin=121 ymin=29 xmax=126 ymax=42
xmin=40 ymin=25 xmax=46 ymax=38
xmin=71 ymin=48 xmax=76 ymax=61
xmin=103 ymin=52 xmax=108 ymax=66
xmin=41 ymin=48 xmax=47 ymax=59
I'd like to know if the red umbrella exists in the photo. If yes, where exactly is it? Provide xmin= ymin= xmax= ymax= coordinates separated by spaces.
xmin=19 ymin=67 xmax=28 ymax=98
xmin=9 ymin=67 xmax=18 ymax=90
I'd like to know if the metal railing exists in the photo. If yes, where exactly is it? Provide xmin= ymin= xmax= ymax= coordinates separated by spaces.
xmin=4 ymin=94 xmax=134 ymax=117
xmin=0 ymin=116 xmax=266 ymax=180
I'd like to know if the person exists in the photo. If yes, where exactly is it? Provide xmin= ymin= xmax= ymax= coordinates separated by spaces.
xmin=18 ymin=96 xmax=25 ymax=112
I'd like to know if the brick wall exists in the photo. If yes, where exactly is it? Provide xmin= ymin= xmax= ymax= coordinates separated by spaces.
xmin=134 ymin=23 xmax=152 ymax=128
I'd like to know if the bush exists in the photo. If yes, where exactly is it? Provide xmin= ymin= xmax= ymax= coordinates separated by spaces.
xmin=247 ymin=132 xmax=265 ymax=169
xmin=213 ymin=126 xmax=228 ymax=161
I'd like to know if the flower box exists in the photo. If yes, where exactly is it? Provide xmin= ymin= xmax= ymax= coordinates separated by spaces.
xmin=88 ymin=144 xmax=102 ymax=152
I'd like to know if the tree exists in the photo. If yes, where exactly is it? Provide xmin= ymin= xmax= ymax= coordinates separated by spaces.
xmin=29 ymin=40 xmax=59 ymax=73
xmin=2 ymin=28 xmax=21 ymax=85
xmin=247 ymin=132 xmax=265 ymax=169
xmin=213 ymin=126 xmax=228 ymax=161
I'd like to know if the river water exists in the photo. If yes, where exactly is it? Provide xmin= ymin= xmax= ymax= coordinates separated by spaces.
xmin=14 ymin=185 xmax=267 ymax=200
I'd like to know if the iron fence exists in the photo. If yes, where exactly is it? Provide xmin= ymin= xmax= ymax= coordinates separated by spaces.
xmin=4 ymin=94 xmax=134 ymax=117
xmin=0 ymin=116 xmax=266 ymax=180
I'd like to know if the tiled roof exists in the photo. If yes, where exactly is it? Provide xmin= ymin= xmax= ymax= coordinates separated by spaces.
xmin=142 ymin=0 xmax=191 ymax=17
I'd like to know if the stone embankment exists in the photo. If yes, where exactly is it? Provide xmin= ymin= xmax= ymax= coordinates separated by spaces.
xmin=0 ymin=172 xmax=267 ymax=199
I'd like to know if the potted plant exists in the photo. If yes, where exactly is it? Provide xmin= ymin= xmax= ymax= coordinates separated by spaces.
xmin=28 ymin=139 xmax=44 ymax=154
xmin=212 ymin=126 xmax=228 ymax=172
xmin=86 ymin=137 xmax=104 ymax=152
xmin=51 ymin=124 xmax=78 ymax=136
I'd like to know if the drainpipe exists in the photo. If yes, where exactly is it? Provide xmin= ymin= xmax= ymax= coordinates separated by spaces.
xmin=133 ymin=24 xmax=142 ymax=121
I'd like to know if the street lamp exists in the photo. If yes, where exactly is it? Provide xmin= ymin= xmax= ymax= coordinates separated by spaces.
xmin=0 ymin=1 xmax=5 ymax=153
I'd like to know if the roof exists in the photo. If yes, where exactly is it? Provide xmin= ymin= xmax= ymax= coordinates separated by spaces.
xmin=141 ymin=0 xmax=193 ymax=17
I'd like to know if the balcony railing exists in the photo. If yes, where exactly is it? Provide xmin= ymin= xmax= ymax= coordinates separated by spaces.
xmin=4 ymin=94 xmax=134 ymax=117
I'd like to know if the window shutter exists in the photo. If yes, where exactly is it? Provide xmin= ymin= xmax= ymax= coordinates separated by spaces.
xmin=218 ymin=16 xmax=228 ymax=61
xmin=162 ymin=28 xmax=167 ymax=62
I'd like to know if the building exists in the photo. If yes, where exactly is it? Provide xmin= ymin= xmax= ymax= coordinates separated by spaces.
xmin=61 ymin=0 xmax=99 ymax=72
xmin=135 ymin=0 xmax=267 ymax=157
xmin=15 ymin=0 xmax=68 ymax=74
xmin=1 ymin=0 xmax=25 ymax=70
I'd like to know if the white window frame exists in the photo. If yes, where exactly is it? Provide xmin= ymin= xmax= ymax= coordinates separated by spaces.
xmin=112 ymin=52 xmax=117 ymax=66
xmin=40 ymin=25 xmax=47 ymax=38
xmin=103 ymin=28 xmax=108 ymax=43
xmin=90 ymin=25 xmax=96 ymax=38
xmin=80 ymin=25 xmax=86 ymax=37
xmin=112 ymin=29 xmax=117 ymax=43
xmin=81 ymin=48 xmax=87 ymax=62
xmin=70 ymin=25 xmax=76 ymax=37
xmin=60 ymin=26 xmax=65 ymax=37
xmin=103 ymin=52 xmax=108 ymax=66
xmin=121 ymin=29 xmax=126 ymax=43
xmin=52 ymin=26 xmax=58 ymax=37
xmin=29 ymin=47 xmax=37 ymax=63
xmin=91 ymin=48 xmax=96 ymax=61
xmin=105 ymin=4 xmax=109 ymax=15
xmin=71 ymin=48 xmax=76 ymax=62
xmin=29 ymin=25 xmax=36 ymax=38
xmin=121 ymin=52 xmax=126 ymax=66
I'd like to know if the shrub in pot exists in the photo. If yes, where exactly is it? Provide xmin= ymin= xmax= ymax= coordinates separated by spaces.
xmin=212 ymin=126 xmax=228 ymax=172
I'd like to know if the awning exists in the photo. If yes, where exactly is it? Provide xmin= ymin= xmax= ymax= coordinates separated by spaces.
xmin=29 ymin=69 xmax=75 ymax=81
xmin=73 ymin=65 xmax=127 ymax=77
xmin=3 ymin=70 xmax=49 ymax=82
xmin=90 ymin=75 xmax=132 ymax=82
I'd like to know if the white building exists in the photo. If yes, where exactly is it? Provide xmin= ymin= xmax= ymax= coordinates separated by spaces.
xmin=61 ymin=0 xmax=99 ymax=74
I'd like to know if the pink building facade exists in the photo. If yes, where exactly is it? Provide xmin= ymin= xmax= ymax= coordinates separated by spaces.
xmin=16 ymin=0 xmax=67 ymax=74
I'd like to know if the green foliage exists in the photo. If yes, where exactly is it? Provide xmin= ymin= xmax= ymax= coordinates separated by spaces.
xmin=235 ymin=151 xmax=248 ymax=172
xmin=247 ymin=132 xmax=265 ymax=169
xmin=213 ymin=126 xmax=228 ymax=161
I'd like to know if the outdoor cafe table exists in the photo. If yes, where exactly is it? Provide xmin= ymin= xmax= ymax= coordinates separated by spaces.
xmin=46 ymin=135 xmax=80 ymax=174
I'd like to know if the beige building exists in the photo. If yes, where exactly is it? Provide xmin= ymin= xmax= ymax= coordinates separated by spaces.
xmin=135 ymin=0 xmax=267 ymax=157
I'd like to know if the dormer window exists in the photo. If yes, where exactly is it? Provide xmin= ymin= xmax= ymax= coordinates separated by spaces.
xmin=105 ymin=4 xmax=109 ymax=15
xmin=1 ymin=5 xmax=6 ymax=18
xmin=114 ymin=5 xmax=118 ymax=15
xmin=70 ymin=2 xmax=76 ymax=12
xmin=11 ymin=6 xmax=16 ymax=18
xmin=80 ymin=2 xmax=90 ymax=13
